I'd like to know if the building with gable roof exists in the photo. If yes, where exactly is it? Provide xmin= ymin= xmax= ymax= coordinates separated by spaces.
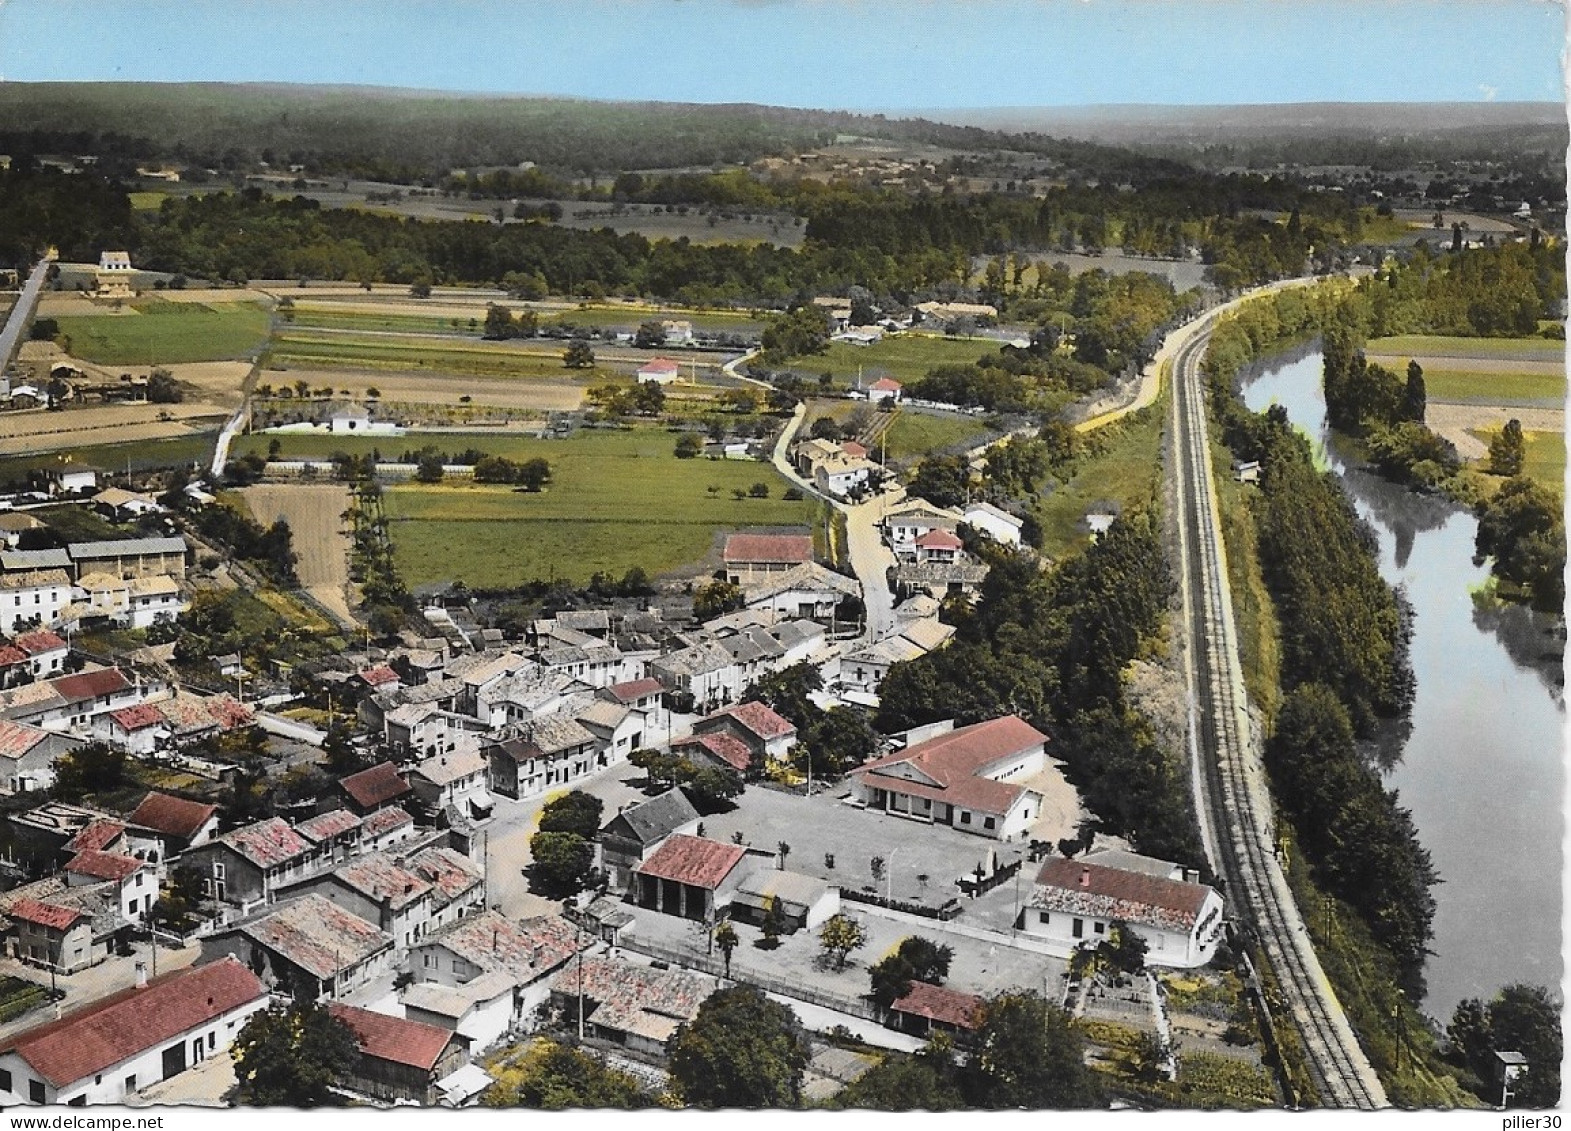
xmin=407 ymin=911 xmax=585 ymax=1035
xmin=721 ymin=531 xmax=814 ymax=585
xmin=740 ymin=561 xmax=861 ymax=621
xmin=12 ymin=629 xmax=67 ymax=679
xmin=881 ymin=499 xmax=963 ymax=559
xmin=126 ymin=792 xmax=219 ymax=856
xmin=485 ymin=715 xmax=599 ymax=800
xmin=1020 ymin=855 xmax=1224 ymax=968
xmin=408 ymin=749 xmax=491 ymax=819
xmin=850 ymin=715 xmax=1048 ymax=841
xmin=181 ymin=816 xmax=316 ymax=912
xmin=0 ymin=956 xmax=266 ymax=1105
xmin=691 ymin=699 xmax=797 ymax=766
xmin=199 ymin=893 xmax=395 ymax=1000
xmin=340 ymin=760 xmax=412 ymax=814
xmin=730 ymin=868 xmax=840 ymax=932
xmin=282 ymin=852 xmax=435 ymax=948
xmin=598 ymin=788 xmax=702 ymax=892
xmin=551 ymin=956 xmax=717 ymax=1058
xmin=888 ymin=982 xmax=983 ymax=1038
xmin=962 ymin=501 xmax=1026 ymax=547
xmin=328 ymin=1002 xmax=469 ymax=1106
xmin=632 ymin=834 xmax=749 ymax=921
xmin=0 ymin=569 xmax=72 ymax=636
xmin=0 ymin=719 xmax=79 ymax=794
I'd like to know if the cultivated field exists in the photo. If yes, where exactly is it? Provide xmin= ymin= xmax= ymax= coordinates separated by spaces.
xmin=1428 ymin=403 xmax=1566 ymax=459
xmin=1366 ymin=334 xmax=1564 ymax=362
xmin=49 ymin=300 xmax=272 ymax=366
xmin=256 ymin=367 xmax=587 ymax=413
xmin=0 ymin=405 xmax=226 ymax=457
xmin=379 ymin=428 xmax=815 ymax=588
xmin=237 ymin=484 xmax=356 ymax=627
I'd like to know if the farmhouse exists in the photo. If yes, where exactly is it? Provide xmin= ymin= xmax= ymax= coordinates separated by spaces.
xmin=882 ymin=500 xmax=962 ymax=558
xmin=0 ymin=570 xmax=72 ymax=637
xmin=485 ymin=714 xmax=599 ymax=800
xmin=199 ymin=893 xmax=395 ymax=1000
xmin=0 ymin=957 xmax=266 ymax=1106
xmin=691 ymin=700 xmax=796 ymax=764
xmin=94 ymin=251 xmax=135 ymax=298
xmin=67 ymin=537 xmax=189 ymax=582
xmin=0 ymin=721 xmax=79 ymax=794
xmin=963 ymin=501 xmax=1025 ymax=547
xmin=722 ymin=532 xmax=814 ymax=585
xmin=282 ymin=853 xmax=434 ymax=948
xmin=850 ymin=715 xmax=1048 ymax=841
xmin=636 ymin=358 xmax=681 ymax=385
xmin=126 ymin=792 xmax=219 ymax=856
xmin=867 ymin=377 xmax=903 ymax=405
xmin=340 ymin=761 xmax=413 ymax=815
xmin=407 ymin=911 xmax=583 ymax=1037
xmin=1019 ymin=853 xmax=1224 ymax=968
xmin=182 ymin=817 xmax=317 ymax=911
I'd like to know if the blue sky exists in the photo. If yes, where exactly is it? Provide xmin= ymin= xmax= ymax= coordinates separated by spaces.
xmin=0 ymin=0 xmax=1562 ymax=108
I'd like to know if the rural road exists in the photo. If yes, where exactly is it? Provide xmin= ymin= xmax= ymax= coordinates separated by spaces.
xmin=0 ymin=258 xmax=50 ymax=372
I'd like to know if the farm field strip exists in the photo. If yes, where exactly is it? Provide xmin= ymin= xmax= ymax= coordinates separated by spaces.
xmin=778 ymin=334 xmax=995 ymax=387
xmin=53 ymin=302 xmax=272 ymax=365
xmin=880 ymin=410 xmax=992 ymax=460
xmin=1366 ymin=334 xmax=1565 ymax=362
xmin=1413 ymin=368 xmax=1566 ymax=404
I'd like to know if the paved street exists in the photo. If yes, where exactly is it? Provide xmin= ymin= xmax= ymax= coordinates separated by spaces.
xmin=0 ymin=939 xmax=202 ymax=1044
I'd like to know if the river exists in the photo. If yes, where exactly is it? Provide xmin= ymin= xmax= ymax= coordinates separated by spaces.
xmin=1238 ymin=345 xmax=1565 ymax=1022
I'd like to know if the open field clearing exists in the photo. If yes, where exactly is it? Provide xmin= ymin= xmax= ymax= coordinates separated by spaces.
xmin=256 ymin=368 xmax=587 ymax=412
xmin=1031 ymin=397 xmax=1165 ymax=559
xmin=1367 ymin=335 xmax=1564 ymax=363
xmin=1413 ymin=367 xmax=1565 ymax=404
xmin=1427 ymin=403 xmax=1564 ymax=462
xmin=880 ymin=410 xmax=992 ymax=459
xmin=777 ymin=333 xmax=993 ymax=388
xmin=129 ymin=191 xmax=168 ymax=211
xmin=379 ymin=429 xmax=813 ymax=588
xmin=1463 ymin=428 xmax=1566 ymax=492
xmin=0 ymin=434 xmax=218 ymax=485
xmin=0 ymin=413 xmax=221 ymax=459
xmin=51 ymin=301 xmax=271 ymax=365
xmin=237 ymin=484 xmax=356 ymax=626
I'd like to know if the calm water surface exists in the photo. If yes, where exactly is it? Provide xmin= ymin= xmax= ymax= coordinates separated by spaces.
xmin=1239 ymin=348 xmax=1564 ymax=1021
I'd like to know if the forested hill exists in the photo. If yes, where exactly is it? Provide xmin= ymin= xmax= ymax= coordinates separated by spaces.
xmin=0 ymin=82 xmax=1188 ymax=183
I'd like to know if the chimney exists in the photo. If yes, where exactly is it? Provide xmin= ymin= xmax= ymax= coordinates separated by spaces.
xmin=134 ymin=960 xmax=147 ymax=988
xmin=1079 ymin=867 xmax=1091 ymax=890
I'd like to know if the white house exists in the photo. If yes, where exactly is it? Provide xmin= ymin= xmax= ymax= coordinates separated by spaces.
xmin=0 ymin=570 xmax=72 ymax=636
xmin=882 ymin=500 xmax=962 ymax=559
xmin=741 ymin=561 xmax=860 ymax=621
xmin=963 ymin=501 xmax=1025 ymax=547
xmin=408 ymin=750 xmax=492 ymax=820
xmin=127 ymin=576 xmax=187 ymax=628
xmin=1019 ymin=852 xmax=1224 ymax=968
xmin=813 ymin=452 xmax=880 ymax=499
xmin=867 ymin=377 xmax=903 ymax=404
xmin=637 ymin=358 xmax=681 ymax=385
xmin=0 ymin=957 xmax=266 ymax=1105
xmin=850 ymin=715 xmax=1047 ymax=842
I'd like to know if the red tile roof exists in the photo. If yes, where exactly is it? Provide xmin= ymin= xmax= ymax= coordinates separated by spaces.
xmin=710 ymin=700 xmax=796 ymax=743
xmin=1031 ymin=858 xmax=1214 ymax=932
xmin=13 ymin=631 xmax=66 ymax=656
xmin=2 ymin=957 xmax=263 ymax=1088
xmin=64 ymin=819 xmax=125 ymax=854
xmin=8 ymin=898 xmax=82 ymax=932
xmin=915 ymin=528 xmax=963 ymax=550
xmin=296 ymin=809 xmax=362 ymax=843
xmin=722 ymin=533 xmax=813 ymax=566
xmin=128 ymin=792 xmax=217 ymax=840
xmin=605 ymin=677 xmax=664 ymax=704
xmin=329 ymin=1003 xmax=455 ymax=1072
xmin=110 ymin=703 xmax=164 ymax=731
xmin=342 ymin=761 xmax=411 ymax=809
xmin=674 ymin=732 xmax=752 ymax=774
xmin=891 ymin=982 xmax=983 ymax=1030
xmin=0 ymin=719 xmax=50 ymax=759
xmin=853 ymin=715 xmax=1048 ymax=817
xmin=357 ymin=665 xmax=400 ymax=687
xmin=869 ymin=377 xmax=902 ymax=391
xmin=65 ymin=849 xmax=144 ymax=882
xmin=0 ymin=646 xmax=27 ymax=667
xmin=222 ymin=817 xmax=312 ymax=868
xmin=638 ymin=358 xmax=680 ymax=374
xmin=634 ymin=834 xmax=745 ymax=890
xmin=361 ymin=806 xmax=414 ymax=838
xmin=51 ymin=667 xmax=130 ymax=704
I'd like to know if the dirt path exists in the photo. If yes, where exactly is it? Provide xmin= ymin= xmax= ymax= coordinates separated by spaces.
xmin=237 ymin=484 xmax=357 ymax=628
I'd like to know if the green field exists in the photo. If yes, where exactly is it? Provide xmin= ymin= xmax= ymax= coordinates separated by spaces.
xmin=129 ymin=191 xmax=170 ymax=212
xmin=269 ymin=329 xmax=607 ymax=380
xmin=0 ymin=433 xmax=219 ymax=488
xmin=1419 ymin=368 xmax=1566 ymax=404
xmin=780 ymin=333 xmax=994 ymax=388
xmin=539 ymin=305 xmax=768 ymax=333
xmin=1031 ymin=396 xmax=1166 ymax=560
xmin=880 ymin=410 xmax=991 ymax=460
xmin=378 ymin=428 xmax=817 ymax=587
xmin=1368 ymin=335 xmax=1564 ymax=362
xmin=55 ymin=301 xmax=271 ymax=365
xmin=289 ymin=309 xmax=486 ymax=335
xmin=1467 ymin=428 xmax=1566 ymax=492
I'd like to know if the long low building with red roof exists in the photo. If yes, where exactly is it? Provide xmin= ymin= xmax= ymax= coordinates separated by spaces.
xmin=328 ymin=1002 xmax=468 ymax=1105
xmin=850 ymin=715 xmax=1049 ymax=841
xmin=633 ymin=834 xmax=752 ymax=922
xmin=0 ymin=956 xmax=267 ymax=1105
xmin=1018 ymin=851 xmax=1225 ymax=968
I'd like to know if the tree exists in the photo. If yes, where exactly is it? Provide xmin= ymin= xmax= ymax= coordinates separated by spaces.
xmin=962 ymin=992 xmax=1100 ymax=1108
xmin=1475 ymin=475 xmax=1565 ymax=611
xmin=150 ymin=863 xmax=206 ymax=933
xmin=528 ymin=830 xmax=596 ymax=898
xmin=808 ymin=415 xmax=843 ymax=440
xmin=817 ymin=913 xmax=867 ymax=971
xmin=1098 ymin=922 xmax=1149 ymax=975
xmin=516 ymin=457 xmax=552 ymax=491
xmin=714 ymin=920 xmax=739 ymax=978
xmin=746 ymin=662 xmax=823 ymax=727
xmin=760 ymin=305 xmax=831 ymax=362
xmin=147 ymin=368 xmax=184 ymax=404
xmin=748 ymin=481 xmax=770 ymax=499
xmin=414 ymin=448 xmax=445 ymax=483
xmin=1403 ymin=360 xmax=1426 ymax=422
xmin=834 ymin=1040 xmax=963 ymax=1110
xmin=634 ymin=320 xmax=667 ymax=349
xmin=776 ymin=840 xmax=791 ymax=869
xmin=538 ymin=790 xmax=603 ymax=839
xmin=674 ymin=433 xmax=704 ymax=459
xmin=1489 ymin=418 xmax=1526 ymax=477
xmin=799 ymin=706 xmax=876 ymax=778
xmin=668 ymin=985 xmax=809 ymax=1108
xmin=563 ymin=339 xmax=596 ymax=368
xmin=1449 ymin=984 xmax=1562 ymax=1108
xmin=483 ymin=1037 xmax=653 ymax=1109
xmin=483 ymin=303 xmax=517 ymax=339
xmin=232 ymin=1001 xmax=358 ymax=1107
xmin=760 ymin=895 xmax=787 ymax=948
xmin=870 ymin=935 xmax=954 ymax=1011
xmin=908 ymin=455 xmax=971 ymax=509
xmin=693 ymin=578 xmax=744 ymax=621
xmin=52 ymin=742 xmax=125 ymax=801
xmin=686 ymin=765 xmax=744 ymax=812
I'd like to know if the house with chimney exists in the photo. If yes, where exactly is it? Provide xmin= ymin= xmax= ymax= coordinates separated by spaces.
xmin=199 ymin=893 xmax=395 ymax=1000
xmin=598 ymin=788 xmax=702 ymax=893
xmin=181 ymin=817 xmax=317 ymax=913
xmin=1018 ymin=849 xmax=1224 ymax=968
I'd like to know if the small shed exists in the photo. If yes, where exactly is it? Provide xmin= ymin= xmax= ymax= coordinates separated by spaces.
xmin=730 ymin=868 xmax=841 ymax=932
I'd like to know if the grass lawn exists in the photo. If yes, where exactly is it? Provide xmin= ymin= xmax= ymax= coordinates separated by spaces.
xmin=0 ymin=433 xmax=219 ymax=488
xmin=380 ymin=428 xmax=817 ymax=587
xmin=1417 ymin=368 xmax=1565 ymax=404
xmin=538 ymin=305 xmax=768 ymax=333
xmin=289 ymin=309 xmax=486 ymax=335
xmin=128 ymin=191 xmax=169 ymax=211
xmin=880 ymin=410 xmax=991 ymax=460
xmin=1367 ymin=334 xmax=1564 ymax=362
xmin=55 ymin=301 xmax=271 ymax=365
xmin=1466 ymin=428 xmax=1566 ymax=493
xmin=1031 ymin=396 xmax=1165 ymax=560
xmin=779 ymin=333 xmax=996 ymax=389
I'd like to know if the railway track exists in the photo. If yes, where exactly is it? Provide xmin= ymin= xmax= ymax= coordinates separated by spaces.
xmin=1169 ymin=316 xmax=1388 ymax=1110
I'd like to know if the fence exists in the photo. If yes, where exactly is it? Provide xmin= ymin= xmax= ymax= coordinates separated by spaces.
xmin=616 ymin=934 xmax=879 ymax=1022
xmin=841 ymin=887 xmax=963 ymax=921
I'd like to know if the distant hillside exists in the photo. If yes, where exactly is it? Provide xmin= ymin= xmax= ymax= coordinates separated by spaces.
xmin=898 ymin=102 xmax=1568 ymax=169
xmin=0 ymin=82 xmax=1187 ymax=183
